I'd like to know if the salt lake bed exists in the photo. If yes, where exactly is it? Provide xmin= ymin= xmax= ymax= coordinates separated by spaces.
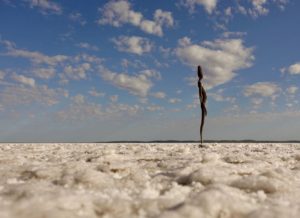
xmin=1 ymin=143 xmax=300 ymax=218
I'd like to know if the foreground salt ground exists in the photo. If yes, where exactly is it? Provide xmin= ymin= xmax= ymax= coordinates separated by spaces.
xmin=0 ymin=143 xmax=300 ymax=218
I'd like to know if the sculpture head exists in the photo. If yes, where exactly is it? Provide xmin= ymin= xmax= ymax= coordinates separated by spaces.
xmin=197 ymin=65 xmax=203 ymax=80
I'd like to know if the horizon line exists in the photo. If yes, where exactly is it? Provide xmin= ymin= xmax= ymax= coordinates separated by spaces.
xmin=1 ymin=140 xmax=300 ymax=143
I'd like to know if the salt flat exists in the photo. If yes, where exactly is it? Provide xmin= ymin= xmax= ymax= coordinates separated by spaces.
xmin=0 ymin=143 xmax=300 ymax=218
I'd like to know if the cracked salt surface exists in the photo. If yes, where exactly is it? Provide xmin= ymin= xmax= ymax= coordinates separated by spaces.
xmin=0 ymin=143 xmax=300 ymax=218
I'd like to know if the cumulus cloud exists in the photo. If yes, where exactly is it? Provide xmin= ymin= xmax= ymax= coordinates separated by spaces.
xmin=244 ymin=82 xmax=281 ymax=98
xmin=0 ymin=70 xmax=5 ymax=80
xmin=99 ymin=67 xmax=160 ymax=97
xmin=222 ymin=31 xmax=247 ymax=38
xmin=12 ymin=73 xmax=35 ymax=87
xmin=249 ymin=0 xmax=269 ymax=17
xmin=180 ymin=0 xmax=218 ymax=14
xmin=0 ymin=38 xmax=15 ymax=49
xmin=208 ymin=89 xmax=236 ymax=103
xmin=139 ymin=69 xmax=161 ymax=80
xmin=76 ymin=42 xmax=99 ymax=51
xmin=32 ymin=67 xmax=56 ymax=79
xmin=6 ymin=47 xmax=68 ymax=66
xmin=88 ymin=88 xmax=105 ymax=97
xmin=151 ymin=91 xmax=166 ymax=99
xmin=69 ymin=12 xmax=87 ymax=26
xmin=98 ymin=0 xmax=173 ymax=36
xmin=1 ymin=38 xmax=69 ymax=66
xmin=107 ymin=103 xmax=142 ymax=116
xmin=236 ymin=0 xmax=289 ymax=18
xmin=147 ymin=105 xmax=164 ymax=112
xmin=74 ymin=53 xmax=103 ymax=64
xmin=169 ymin=98 xmax=182 ymax=104
xmin=288 ymin=63 xmax=300 ymax=75
xmin=280 ymin=62 xmax=300 ymax=75
xmin=286 ymin=86 xmax=298 ymax=94
xmin=112 ymin=36 xmax=153 ymax=55
xmin=26 ymin=0 xmax=62 ymax=15
xmin=72 ymin=94 xmax=85 ymax=104
xmin=57 ymin=100 xmax=104 ymax=121
xmin=176 ymin=37 xmax=254 ymax=89
xmin=64 ymin=63 xmax=91 ymax=80
xmin=1 ymin=38 xmax=105 ymax=85
xmin=0 ymin=84 xmax=66 ymax=107
xmin=110 ymin=95 xmax=119 ymax=102
xmin=224 ymin=7 xmax=232 ymax=16
xmin=251 ymin=97 xmax=263 ymax=106
xmin=58 ymin=98 xmax=142 ymax=121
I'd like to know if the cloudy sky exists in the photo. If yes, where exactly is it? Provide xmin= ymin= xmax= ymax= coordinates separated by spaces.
xmin=1 ymin=0 xmax=300 ymax=142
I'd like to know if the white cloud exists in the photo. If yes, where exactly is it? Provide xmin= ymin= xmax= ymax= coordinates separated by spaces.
xmin=64 ymin=63 xmax=91 ymax=80
xmin=288 ymin=62 xmax=300 ymax=75
xmin=98 ymin=0 xmax=173 ymax=36
xmin=72 ymin=94 xmax=85 ymax=104
xmin=32 ymin=67 xmax=55 ymax=79
xmin=88 ymin=88 xmax=105 ymax=97
xmin=209 ymin=92 xmax=235 ymax=103
xmin=222 ymin=31 xmax=247 ymax=38
xmin=0 ymin=84 xmax=66 ymax=107
xmin=112 ymin=36 xmax=153 ymax=55
xmin=251 ymin=97 xmax=263 ymax=109
xmin=169 ymin=98 xmax=182 ymax=104
xmin=69 ymin=12 xmax=87 ymax=26
xmin=176 ymin=90 xmax=182 ymax=95
xmin=139 ymin=69 xmax=161 ymax=80
xmin=147 ymin=105 xmax=164 ymax=112
xmin=244 ymin=82 xmax=280 ymax=97
xmin=99 ymin=67 xmax=160 ymax=97
xmin=249 ymin=0 xmax=269 ymax=17
xmin=12 ymin=73 xmax=35 ymax=87
xmin=249 ymin=0 xmax=288 ymax=17
xmin=176 ymin=37 xmax=254 ymax=89
xmin=110 ymin=95 xmax=119 ymax=102
xmin=98 ymin=0 xmax=142 ymax=27
xmin=26 ymin=0 xmax=62 ymax=15
xmin=121 ymin=58 xmax=147 ymax=69
xmin=0 ymin=38 xmax=15 ymax=49
xmin=235 ymin=0 xmax=289 ymax=18
xmin=76 ymin=42 xmax=99 ymax=51
xmin=151 ymin=91 xmax=166 ymax=99
xmin=224 ymin=7 xmax=232 ymax=16
xmin=286 ymin=86 xmax=298 ymax=94
xmin=154 ymin=9 xmax=174 ymax=27
xmin=1 ymin=38 xmax=69 ymax=66
xmin=107 ymin=103 xmax=142 ymax=116
xmin=184 ymin=76 xmax=197 ymax=87
xmin=57 ymin=101 xmax=104 ymax=121
xmin=237 ymin=5 xmax=248 ymax=15
xmin=0 ymin=70 xmax=5 ymax=80
xmin=180 ymin=0 xmax=218 ymax=14
xmin=6 ymin=47 xmax=68 ymax=66
xmin=74 ymin=53 xmax=103 ymax=64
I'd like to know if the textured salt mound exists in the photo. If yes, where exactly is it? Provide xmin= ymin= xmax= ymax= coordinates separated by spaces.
xmin=0 ymin=143 xmax=300 ymax=218
xmin=231 ymin=169 xmax=290 ymax=193
xmin=159 ymin=184 xmax=255 ymax=218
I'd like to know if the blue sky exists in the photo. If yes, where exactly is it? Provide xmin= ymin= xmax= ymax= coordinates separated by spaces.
xmin=1 ymin=0 xmax=300 ymax=142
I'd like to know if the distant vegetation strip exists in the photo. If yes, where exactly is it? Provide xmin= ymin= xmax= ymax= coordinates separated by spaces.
xmin=100 ymin=140 xmax=300 ymax=143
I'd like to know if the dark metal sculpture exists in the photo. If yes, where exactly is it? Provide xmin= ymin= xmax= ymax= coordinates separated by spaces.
xmin=197 ymin=65 xmax=207 ymax=146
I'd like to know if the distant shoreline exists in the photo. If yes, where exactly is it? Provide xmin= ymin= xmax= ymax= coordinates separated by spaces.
xmin=101 ymin=140 xmax=300 ymax=143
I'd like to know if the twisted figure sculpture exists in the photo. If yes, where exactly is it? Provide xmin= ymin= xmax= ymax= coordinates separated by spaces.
xmin=197 ymin=65 xmax=207 ymax=146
